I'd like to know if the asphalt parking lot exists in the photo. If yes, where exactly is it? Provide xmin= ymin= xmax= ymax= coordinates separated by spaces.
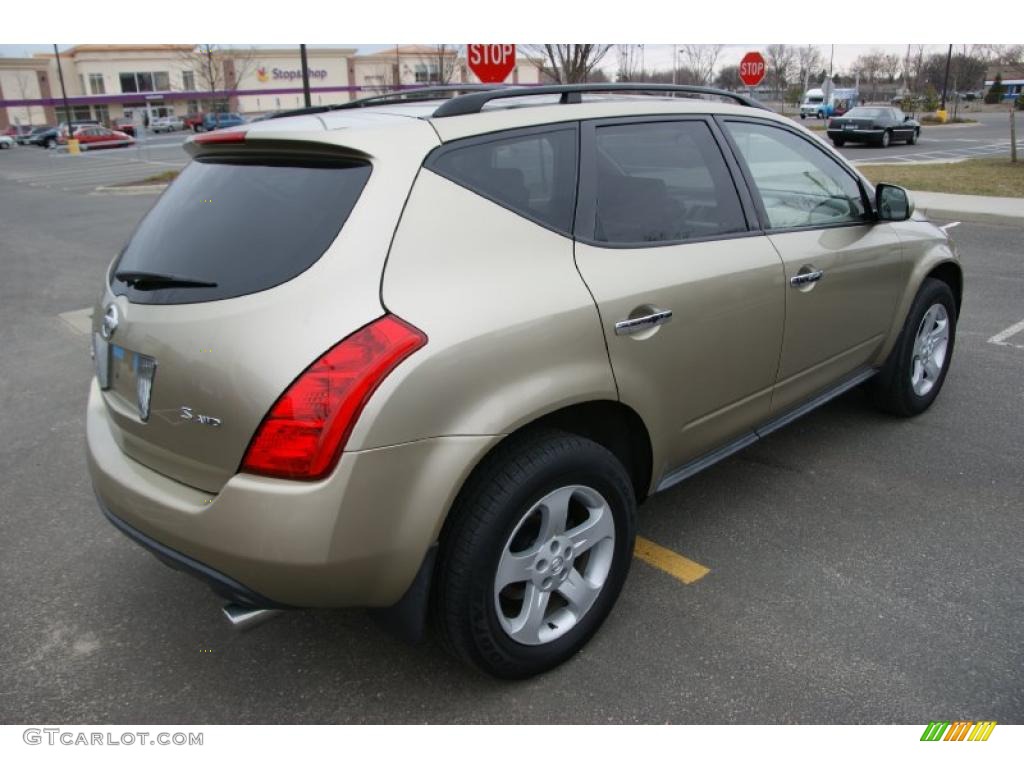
xmin=0 ymin=133 xmax=190 ymax=192
xmin=806 ymin=110 xmax=1017 ymax=165
xmin=0 ymin=144 xmax=1021 ymax=724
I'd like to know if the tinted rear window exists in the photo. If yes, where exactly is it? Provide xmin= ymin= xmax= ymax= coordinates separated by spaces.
xmin=111 ymin=157 xmax=371 ymax=304
xmin=426 ymin=127 xmax=578 ymax=236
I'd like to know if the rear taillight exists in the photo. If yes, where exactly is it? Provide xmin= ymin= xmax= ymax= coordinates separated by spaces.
xmin=240 ymin=315 xmax=427 ymax=481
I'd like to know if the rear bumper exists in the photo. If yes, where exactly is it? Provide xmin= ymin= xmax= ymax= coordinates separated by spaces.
xmin=98 ymin=497 xmax=289 ymax=609
xmin=827 ymin=128 xmax=884 ymax=140
xmin=86 ymin=379 xmax=499 ymax=608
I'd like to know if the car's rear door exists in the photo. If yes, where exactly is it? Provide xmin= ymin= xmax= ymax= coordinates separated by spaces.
xmin=719 ymin=118 xmax=909 ymax=415
xmin=573 ymin=116 xmax=786 ymax=488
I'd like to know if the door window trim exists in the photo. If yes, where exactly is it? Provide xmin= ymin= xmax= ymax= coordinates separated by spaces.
xmin=715 ymin=115 xmax=876 ymax=235
xmin=573 ymin=114 xmax=761 ymax=249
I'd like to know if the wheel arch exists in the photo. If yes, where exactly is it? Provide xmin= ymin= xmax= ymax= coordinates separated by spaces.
xmin=452 ymin=400 xmax=654 ymax=512
xmin=926 ymin=260 xmax=963 ymax=316
xmin=874 ymin=245 xmax=963 ymax=366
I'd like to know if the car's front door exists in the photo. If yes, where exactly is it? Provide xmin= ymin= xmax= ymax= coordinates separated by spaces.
xmin=720 ymin=119 xmax=909 ymax=415
xmin=573 ymin=117 xmax=786 ymax=488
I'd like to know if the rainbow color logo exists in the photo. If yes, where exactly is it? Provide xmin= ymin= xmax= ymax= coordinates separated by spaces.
xmin=920 ymin=721 xmax=997 ymax=742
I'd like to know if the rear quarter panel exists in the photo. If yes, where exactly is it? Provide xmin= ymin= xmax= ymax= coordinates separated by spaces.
xmin=359 ymin=169 xmax=617 ymax=448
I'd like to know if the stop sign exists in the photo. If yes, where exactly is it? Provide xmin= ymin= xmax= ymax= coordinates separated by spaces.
xmin=739 ymin=52 xmax=766 ymax=88
xmin=467 ymin=44 xmax=516 ymax=83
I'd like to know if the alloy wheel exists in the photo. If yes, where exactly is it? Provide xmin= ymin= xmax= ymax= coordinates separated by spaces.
xmin=493 ymin=485 xmax=616 ymax=646
xmin=911 ymin=303 xmax=950 ymax=396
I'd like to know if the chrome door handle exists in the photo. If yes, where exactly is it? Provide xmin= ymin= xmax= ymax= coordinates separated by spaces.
xmin=790 ymin=269 xmax=824 ymax=287
xmin=614 ymin=308 xmax=673 ymax=336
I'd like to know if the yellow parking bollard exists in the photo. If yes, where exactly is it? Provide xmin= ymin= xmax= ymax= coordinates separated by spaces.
xmin=67 ymin=139 xmax=81 ymax=155
xmin=935 ymin=109 xmax=948 ymax=123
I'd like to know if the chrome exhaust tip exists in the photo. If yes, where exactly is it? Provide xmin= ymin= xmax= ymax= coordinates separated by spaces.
xmin=222 ymin=603 xmax=283 ymax=631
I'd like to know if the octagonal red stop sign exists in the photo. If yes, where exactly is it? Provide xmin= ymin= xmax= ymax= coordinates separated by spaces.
xmin=739 ymin=51 xmax=766 ymax=87
xmin=468 ymin=44 xmax=516 ymax=83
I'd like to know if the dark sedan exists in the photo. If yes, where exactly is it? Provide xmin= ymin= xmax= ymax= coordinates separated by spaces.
xmin=16 ymin=126 xmax=52 ymax=145
xmin=827 ymin=106 xmax=920 ymax=148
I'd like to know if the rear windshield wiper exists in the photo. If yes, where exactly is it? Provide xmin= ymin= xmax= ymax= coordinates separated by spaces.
xmin=115 ymin=270 xmax=218 ymax=290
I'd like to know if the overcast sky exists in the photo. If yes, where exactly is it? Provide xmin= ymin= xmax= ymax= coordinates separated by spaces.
xmin=0 ymin=44 xmax=957 ymax=74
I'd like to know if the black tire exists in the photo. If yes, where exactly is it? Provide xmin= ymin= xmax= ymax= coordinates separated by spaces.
xmin=433 ymin=429 xmax=636 ymax=679
xmin=879 ymin=130 xmax=891 ymax=148
xmin=832 ymin=137 xmax=845 ymax=147
xmin=868 ymin=277 xmax=957 ymax=417
xmin=906 ymin=129 xmax=918 ymax=145
xmin=46 ymin=138 xmax=57 ymax=149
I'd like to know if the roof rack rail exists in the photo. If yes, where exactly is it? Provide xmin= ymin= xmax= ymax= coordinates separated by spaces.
xmin=335 ymin=84 xmax=502 ymax=111
xmin=256 ymin=85 xmax=505 ymax=122
xmin=432 ymin=83 xmax=768 ymax=118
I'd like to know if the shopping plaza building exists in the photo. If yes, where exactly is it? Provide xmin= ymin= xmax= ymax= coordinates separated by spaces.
xmin=0 ymin=44 xmax=544 ymax=129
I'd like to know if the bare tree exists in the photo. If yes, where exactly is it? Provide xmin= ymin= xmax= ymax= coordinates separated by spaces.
xmin=616 ymin=44 xmax=646 ymax=82
xmin=904 ymin=44 xmax=927 ymax=95
xmin=12 ymin=71 xmax=39 ymax=125
xmin=177 ymin=45 xmax=258 ymax=111
xmin=982 ymin=44 xmax=1024 ymax=67
xmin=764 ymin=44 xmax=796 ymax=104
xmin=714 ymin=64 xmax=742 ymax=91
xmin=678 ymin=45 xmax=723 ymax=86
xmin=851 ymin=50 xmax=888 ymax=101
xmin=796 ymin=44 xmax=823 ymax=91
xmin=522 ymin=44 xmax=613 ymax=84
xmin=413 ymin=45 xmax=462 ymax=85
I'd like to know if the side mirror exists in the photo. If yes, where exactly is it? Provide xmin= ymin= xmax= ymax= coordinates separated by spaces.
xmin=876 ymin=183 xmax=914 ymax=221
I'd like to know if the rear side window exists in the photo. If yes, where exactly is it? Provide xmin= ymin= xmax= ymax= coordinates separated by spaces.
xmin=426 ymin=127 xmax=578 ymax=236
xmin=592 ymin=121 xmax=747 ymax=244
xmin=111 ymin=157 xmax=371 ymax=304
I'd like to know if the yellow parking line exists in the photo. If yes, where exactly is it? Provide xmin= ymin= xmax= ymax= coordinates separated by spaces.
xmin=634 ymin=536 xmax=710 ymax=584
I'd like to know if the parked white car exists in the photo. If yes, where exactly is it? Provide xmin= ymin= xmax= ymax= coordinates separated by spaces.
xmin=151 ymin=116 xmax=184 ymax=133
xmin=0 ymin=134 xmax=15 ymax=149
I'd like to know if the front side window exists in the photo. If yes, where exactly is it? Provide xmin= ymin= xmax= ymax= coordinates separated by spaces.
xmin=592 ymin=120 xmax=747 ymax=244
xmin=427 ymin=127 xmax=578 ymax=236
xmin=724 ymin=121 xmax=867 ymax=230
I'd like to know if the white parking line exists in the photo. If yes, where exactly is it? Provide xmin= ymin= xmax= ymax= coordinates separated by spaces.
xmin=987 ymin=318 xmax=1024 ymax=349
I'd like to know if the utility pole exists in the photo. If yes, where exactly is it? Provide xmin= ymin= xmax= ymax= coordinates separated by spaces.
xmin=299 ymin=44 xmax=311 ymax=107
xmin=52 ymin=44 xmax=73 ymax=130
xmin=672 ymin=45 xmax=677 ymax=85
xmin=205 ymin=44 xmax=215 ymax=115
xmin=940 ymin=44 xmax=953 ymax=111
xmin=1011 ymin=95 xmax=1018 ymax=163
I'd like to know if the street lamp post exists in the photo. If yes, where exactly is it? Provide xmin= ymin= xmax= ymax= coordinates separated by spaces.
xmin=52 ymin=44 xmax=73 ymax=131
xmin=940 ymin=44 xmax=953 ymax=111
xmin=300 ymin=44 xmax=311 ymax=108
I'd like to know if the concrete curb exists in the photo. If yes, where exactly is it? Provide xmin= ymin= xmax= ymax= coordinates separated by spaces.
xmin=911 ymin=190 xmax=1024 ymax=226
xmin=92 ymin=184 xmax=168 ymax=195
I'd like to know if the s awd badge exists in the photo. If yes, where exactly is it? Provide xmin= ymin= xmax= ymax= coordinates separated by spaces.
xmin=180 ymin=406 xmax=222 ymax=427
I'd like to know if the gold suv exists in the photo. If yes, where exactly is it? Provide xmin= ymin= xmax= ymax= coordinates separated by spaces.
xmin=86 ymin=85 xmax=962 ymax=678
